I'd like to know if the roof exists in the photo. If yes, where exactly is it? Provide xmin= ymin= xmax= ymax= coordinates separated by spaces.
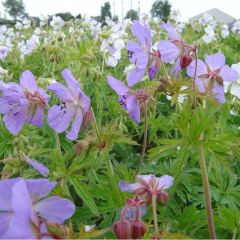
xmin=189 ymin=8 xmax=235 ymax=24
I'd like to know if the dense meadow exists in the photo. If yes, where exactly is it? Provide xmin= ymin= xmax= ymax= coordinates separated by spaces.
xmin=0 ymin=12 xmax=240 ymax=239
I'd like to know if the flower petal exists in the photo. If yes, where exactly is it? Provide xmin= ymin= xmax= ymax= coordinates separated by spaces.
xmin=20 ymin=70 xmax=37 ymax=93
xmin=205 ymin=53 xmax=225 ymax=71
xmin=28 ymin=105 xmax=44 ymax=127
xmin=161 ymin=23 xmax=181 ymax=40
xmin=127 ymin=67 xmax=145 ymax=87
xmin=66 ymin=110 xmax=83 ymax=140
xmin=48 ymin=104 xmax=76 ymax=133
xmin=220 ymin=65 xmax=238 ymax=82
xmin=118 ymin=181 xmax=141 ymax=192
xmin=170 ymin=58 xmax=182 ymax=78
xmin=48 ymin=83 xmax=73 ymax=102
xmin=157 ymin=175 xmax=174 ymax=190
xmin=126 ymin=94 xmax=140 ymax=123
xmin=157 ymin=40 xmax=181 ymax=63
xmin=107 ymin=75 xmax=129 ymax=95
xmin=0 ymin=212 xmax=13 ymax=237
xmin=187 ymin=59 xmax=207 ymax=78
xmin=34 ymin=196 xmax=75 ymax=224
xmin=195 ymin=78 xmax=210 ymax=93
xmin=212 ymin=82 xmax=225 ymax=104
xmin=23 ymin=155 xmax=49 ymax=177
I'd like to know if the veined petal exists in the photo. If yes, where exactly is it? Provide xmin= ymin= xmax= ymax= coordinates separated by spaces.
xmin=136 ymin=175 xmax=154 ymax=184
xmin=107 ymin=75 xmax=129 ymax=95
xmin=20 ymin=70 xmax=37 ymax=93
xmin=187 ymin=59 xmax=207 ymax=78
xmin=157 ymin=175 xmax=174 ymax=190
xmin=28 ymin=105 xmax=44 ymax=127
xmin=23 ymin=155 xmax=49 ymax=177
xmin=161 ymin=23 xmax=181 ymax=40
xmin=126 ymin=94 xmax=140 ymax=123
xmin=34 ymin=196 xmax=75 ymax=224
xmin=48 ymin=83 xmax=74 ymax=102
xmin=66 ymin=110 xmax=83 ymax=140
xmin=195 ymin=78 xmax=210 ymax=94
xmin=127 ymin=67 xmax=145 ymax=87
xmin=157 ymin=40 xmax=181 ymax=63
xmin=220 ymin=65 xmax=238 ymax=82
xmin=205 ymin=53 xmax=225 ymax=71
xmin=48 ymin=104 xmax=76 ymax=133
xmin=170 ymin=58 xmax=182 ymax=78
xmin=212 ymin=81 xmax=225 ymax=104
xmin=0 ymin=212 xmax=13 ymax=237
xmin=118 ymin=181 xmax=141 ymax=192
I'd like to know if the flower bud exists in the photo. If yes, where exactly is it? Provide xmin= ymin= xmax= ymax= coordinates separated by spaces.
xmin=113 ymin=220 xmax=132 ymax=239
xmin=131 ymin=220 xmax=147 ymax=239
xmin=157 ymin=191 xmax=169 ymax=205
xmin=180 ymin=55 xmax=192 ymax=69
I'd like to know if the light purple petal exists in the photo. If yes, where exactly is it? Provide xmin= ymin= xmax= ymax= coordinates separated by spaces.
xmin=148 ymin=64 xmax=159 ymax=79
xmin=23 ymin=155 xmax=49 ymax=177
xmin=107 ymin=75 xmax=129 ymax=95
xmin=66 ymin=110 xmax=83 ymax=140
xmin=127 ymin=67 xmax=145 ymax=87
xmin=118 ymin=181 xmax=141 ymax=192
xmin=157 ymin=40 xmax=181 ymax=63
xmin=187 ymin=59 xmax=207 ymax=78
xmin=34 ymin=196 xmax=75 ymax=224
xmin=161 ymin=23 xmax=181 ymax=40
xmin=25 ymin=179 xmax=57 ymax=203
xmin=136 ymin=175 xmax=154 ymax=183
xmin=3 ymin=112 xmax=26 ymax=135
xmin=80 ymin=93 xmax=91 ymax=114
xmin=48 ymin=104 xmax=76 ymax=133
xmin=170 ymin=58 xmax=182 ymax=78
xmin=195 ymin=78 xmax=210 ymax=93
xmin=205 ymin=53 xmax=225 ymax=71
xmin=28 ymin=106 xmax=44 ymax=127
xmin=0 ymin=178 xmax=19 ymax=211
xmin=20 ymin=70 xmax=37 ymax=93
xmin=157 ymin=175 xmax=174 ymax=190
xmin=48 ymin=83 xmax=74 ymax=102
xmin=220 ymin=65 xmax=238 ymax=82
xmin=126 ymin=94 xmax=140 ymax=123
xmin=212 ymin=82 xmax=225 ymax=104
xmin=0 ymin=212 xmax=13 ymax=237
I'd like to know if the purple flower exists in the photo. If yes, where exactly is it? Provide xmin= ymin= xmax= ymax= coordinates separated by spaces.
xmin=23 ymin=154 xmax=49 ymax=177
xmin=119 ymin=174 xmax=174 ymax=203
xmin=0 ymin=70 xmax=49 ymax=135
xmin=157 ymin=23 xmax=195 ymax=78
xmin=47 ymin=68 xmax=90 ymax=140
xmin=187 ymin=53 xmax=238 ymax=103
xmin=107 ymin=75 xmax=143 ymax=123
xmin=127 ymin=21 xmax=160 ymax=86
xmin=0 ymin=178 xmax=75 ymax=239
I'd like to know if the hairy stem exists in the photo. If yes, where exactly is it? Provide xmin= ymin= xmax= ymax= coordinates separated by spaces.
xmin=135 ymin=103 xmax=148 ymax=175
xmin=152 ymin=194 xmax=159 ymax=237
xmin=91 ymin=107 xmax=102 ymax=144
xmin=198 ymin=135 xmax=216 ymax=239
xmin=54 ymin=132 xmax=61 ymax=157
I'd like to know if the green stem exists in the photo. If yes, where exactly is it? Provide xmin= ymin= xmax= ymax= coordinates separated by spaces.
xmin=198 ymin=137 xmax=216 ymax=239
xmin=152 ymin=194 xmax=159 ymax=237
xmin=54 ymin=132 xmax=61 ymax=157
xmin=135 ymin=103 xmax=148 ymax=175
xmin=91 ymin=107 xmax=102 ymax=144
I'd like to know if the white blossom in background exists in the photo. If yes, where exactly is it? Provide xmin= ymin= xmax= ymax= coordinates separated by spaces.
xmin=15 ymin=21 xmax=23 ymax=30
xmin=177 ymin=22 xmax=185 ymax=33
xmin=169 ymin=10 xmax=181 ymax=22
xmin=39 ymin=15 xmax=49 ymax=27
xmin=0 ymin=46 xmax=9 ymax=60
xmin=224 ymin=63 xmax=240 ymax=99
xmin=50 ymin=15 xmax=65 ymax=30
xmin=202 ymin=25 xmax=215 ymax=43
xmin=139 ymin=13 xmax=150 ymax=25
xmin=167 ymin=86 xmax=188 ymax=103
xmin=0 ymin=25 xmax=7 ymax=37
xmin=231 ymin=20 xmax=240 ymax=34
xmin=22 ymin=18 xmax=31 ymax=29
xmin=18 ymin=35 xmax=40 ymax=58
xmin=221 ymin=24 xmax=229 ymax=38
xmin=0 ymin=66 xmax=7 ymax=79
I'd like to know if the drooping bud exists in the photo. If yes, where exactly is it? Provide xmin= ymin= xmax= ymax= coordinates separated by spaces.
xmin=113 ymin=220 xmax=132 ymax=239
xmin=157 ymin=191 xmax=169 ymax=205
xmin=82 ymin=107 xmax=93 ymax=129
xmin=157 ymin=77 xmax=169 ymax=92
xmin=131 ymin=220 xmax=147 ymax=239
xmin=180 ymin=54 xmax=192 ymax=69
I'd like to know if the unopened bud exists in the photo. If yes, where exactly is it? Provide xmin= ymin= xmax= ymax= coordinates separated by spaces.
xmin=157 ymin=191 xmax=169 ymax=205
xmin=113 ymin=220 xmax=132 ymax=239
xmin=180 ymin=55 xmax=192 ymax=69
xmin=131 ymin=220 xmax=147 ymax=239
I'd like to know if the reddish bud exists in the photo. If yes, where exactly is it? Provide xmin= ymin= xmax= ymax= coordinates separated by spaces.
xmin=131 ymin=220 xmax=147 ymax=239
xmin=157 ymin=191 xmax=169 ymax=205
xmin=113 ymin=220 xmax=132 ymax=239
xmin=180 ymin=55 xmax=192 ymax=69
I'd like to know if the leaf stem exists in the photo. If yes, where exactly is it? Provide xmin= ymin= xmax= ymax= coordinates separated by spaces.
xmin=152 ymin=194 xmax=159 ymax=238
xmin=91 ymin=107 xmax=102 ymax=144
xmin=197 ymin=137 xmax=216 ymax=239
xmin=135 ymin=103 xmax=148 ymax=175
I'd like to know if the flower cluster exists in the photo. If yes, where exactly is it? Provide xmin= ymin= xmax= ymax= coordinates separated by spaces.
xmin=0 ymin=68 xmax=91 ymax=140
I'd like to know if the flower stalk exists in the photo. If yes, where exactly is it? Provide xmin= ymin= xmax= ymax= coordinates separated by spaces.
xmin=151 ymin=194 xmax=159 ymax=238
xmin=198 ymin=133 xmax=216 ymax=239
xmin=135 ymin=102 xmax=148 ymax=175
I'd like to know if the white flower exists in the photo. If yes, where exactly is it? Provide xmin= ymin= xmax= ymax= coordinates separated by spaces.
xmin=0 ymin=66 xmax=7 ymax=78
xmin=221 ymin=28 xmax=229 ymax=38
xmin=177 ymin=22 xmax=185 ymax=33
xmin=15 ymin=21 xmax=23 ymax=30
xmin=50 ymin=15 xmax=64 ymax=30
xmin=167 ymin=86 xmax=188 ymax=103
xmin=203 ymin=25 xmax=215 ymax=43
xmin=39 ymin=15 xmax=49 ymax=27
xmin=0 ymin=46 xmax=8 ymax=60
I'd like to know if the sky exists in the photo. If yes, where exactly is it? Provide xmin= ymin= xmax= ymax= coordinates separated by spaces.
xmin=0 ymin=0 xmax=240 ymax=21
